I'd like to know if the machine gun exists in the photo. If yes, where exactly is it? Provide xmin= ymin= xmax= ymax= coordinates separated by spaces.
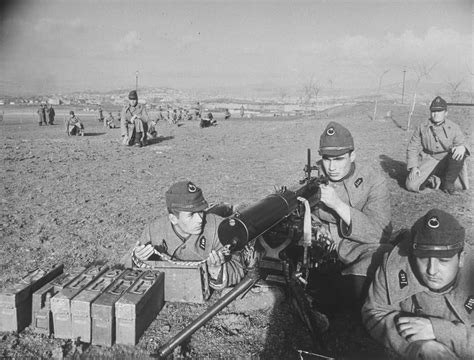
xmin=155 ymin=149 xmax=336 ymax=358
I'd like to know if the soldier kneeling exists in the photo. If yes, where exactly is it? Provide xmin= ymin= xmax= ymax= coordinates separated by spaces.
xmin=66 ymin=111 xmax=84 ymax=136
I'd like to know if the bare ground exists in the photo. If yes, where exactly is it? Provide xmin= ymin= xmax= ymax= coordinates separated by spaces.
xmin=0 ymin=102 xmax=472 ymax=359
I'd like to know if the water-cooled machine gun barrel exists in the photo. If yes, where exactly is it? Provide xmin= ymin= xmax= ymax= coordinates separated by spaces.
xmin=218 ymin=148 xmax=327 ymax=252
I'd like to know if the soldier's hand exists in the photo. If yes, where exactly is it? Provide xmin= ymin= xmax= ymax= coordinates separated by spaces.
xmin=408 ymin=167 xmax=421 ymax=181
xmin=207 ymin=249 xmax=226 ymax=267
xmin=319 ymin=184 xmax=343 ymax=210
xmin=451 ymin=145 xmax=466 ymax=161
xmin=133 ymin=241 xmax=154 ymax=261
xmin=395 ymin=316 xmax=435 ymax=342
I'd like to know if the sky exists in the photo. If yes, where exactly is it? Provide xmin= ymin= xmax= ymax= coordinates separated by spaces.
xmin=0 ymin=0 xmax=472 ymax=96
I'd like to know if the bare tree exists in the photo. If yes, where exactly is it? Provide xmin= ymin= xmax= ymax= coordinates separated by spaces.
xmin=406 ymin=61 xmax=438 ymax=131
xmin=372 ymin=69 xmax=390 ymax=121
xmin=299 ymin=77 xmax=322 ymax=106
xmin=445 ymin=79 xmax=464 ymax=102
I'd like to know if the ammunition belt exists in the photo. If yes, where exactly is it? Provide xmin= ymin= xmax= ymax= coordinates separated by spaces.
xmin=132 ymin=250 xmax=207 ymax=269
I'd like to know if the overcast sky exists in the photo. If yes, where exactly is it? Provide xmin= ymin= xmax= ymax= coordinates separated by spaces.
xmin=0 ymin=0 xmax=472 ymax=95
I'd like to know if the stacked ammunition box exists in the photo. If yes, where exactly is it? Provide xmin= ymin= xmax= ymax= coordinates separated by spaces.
xmin=32 ymin=266 xmax=86 ymax=335
xmin=142 ymin=261 xmax=210 ymax=303
xmin=70 ymin=268 xmax=125 ymax=343
xmin=0 ymin=264 xmax=64 ymax=332
xmin=115 ymin=270 xmax=165 ymax=345
xmin=50 ymin=264 xmax=109 ymax=339
xmin=1 ymin=263 xmax=167 ymax=347
xmin=91 ymin=269 xmax=143 ymax=346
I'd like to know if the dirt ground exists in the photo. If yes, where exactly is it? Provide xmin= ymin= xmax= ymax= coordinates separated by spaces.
xmin=0 ymin=102 xmax=472 ymax=359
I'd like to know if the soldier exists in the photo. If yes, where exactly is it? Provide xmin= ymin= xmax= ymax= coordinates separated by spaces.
xmin=309 ymin=121 xmax=393 ymax=312
xmin=200 ymin=112 xmax=217 ymax=128
xmin=240 ymin=105 xmax=245 ymax=118
xmin=98 ymin=106 xmax=104 ymax=122
xmin=65 ymin=110 xmax=84 ymax=136
xmin=362 ymin=209 xmax=473 ymax=359
xmin=194 ymin=102 xmax=202 ymax=119
xmin=104 ymin=112 xmax=116 ymax=128
xmin=46 ymin=104 xmax=55 ymax=125
xmin=224 ymin=108 xmax=231 ymax=120
xmin=121 ymin=90 xmax=149 ymax=147
xmin=37 ymin=104 xmax=47 ymax=126
xmin=122 ymin=181 xmax=245 ymax=290
xmin=406 ymin=96 xmax=469 ymax=195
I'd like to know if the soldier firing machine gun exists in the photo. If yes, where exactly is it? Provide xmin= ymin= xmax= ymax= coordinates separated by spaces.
xmin=156 ymin=149 xmax=338 ymax=358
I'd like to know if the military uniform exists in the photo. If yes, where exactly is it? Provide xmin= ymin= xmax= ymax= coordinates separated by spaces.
xmin=406 ymin=96 xmax=469 ymax=192
xmin=362 ymin=237 xmax=473 ymax=359
xmin=314 ymin=161 xmax=393 ymax=277
xmin=123 ymin=213 xmax=245 ymax=289
xmin=362 ymin=209 xmax=474 ymax=359
xmin=122 ymin=181 xmax=245 ymax=290
xmin=37 ymin=105 xmax=47 ymax=126
xmin=121 ymin=91 xmax=149 ymax=146
xmin=66 ymin=113 xmax=84 ymax=136
xmin=46 ymin=105 xmax=55 ymax=125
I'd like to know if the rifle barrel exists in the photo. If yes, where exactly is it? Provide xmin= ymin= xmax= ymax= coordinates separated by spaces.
xmin=157 ymin=276 xmax=258 ymax=359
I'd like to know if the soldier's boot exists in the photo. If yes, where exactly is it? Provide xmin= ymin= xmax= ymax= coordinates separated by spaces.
xmin=134 ymin=132 xmax=143 ymax=147
xmin=440 ymin=156 xmax=465 ymax=195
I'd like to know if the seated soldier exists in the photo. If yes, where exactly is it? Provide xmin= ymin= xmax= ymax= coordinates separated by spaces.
xmin=200 ymin=112 xmax=217 ymax=128
xmin=224 ymin=108 xmax=231 ymax=120
xmin=406 ymin=96 xmax=469 ymax=194
xmin=362 ymin=209 xmax=473 ymax=360
xmin=104 ymin=112 xmax=116 ymax=128
xmin=65 ymin=111 xmax=84 ymax=136
xmin=122 ymin=181 xmax=245 ymax=290
xmin=121 ymin=90 xmax=149 ymax=147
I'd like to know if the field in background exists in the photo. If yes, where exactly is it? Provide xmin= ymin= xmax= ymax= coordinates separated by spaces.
xmin=0 ymin=102 xmax=472 ymax=359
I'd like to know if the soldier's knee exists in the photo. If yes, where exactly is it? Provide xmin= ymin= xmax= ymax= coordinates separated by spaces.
xmin=414 ymin=340 xmax=457 ymax=360
xmin=405 ymin=178 xmax=421 ymax=192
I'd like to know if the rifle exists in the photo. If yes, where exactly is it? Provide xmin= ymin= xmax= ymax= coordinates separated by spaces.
xmin=154 ymin=149 xmax=335 ymax=358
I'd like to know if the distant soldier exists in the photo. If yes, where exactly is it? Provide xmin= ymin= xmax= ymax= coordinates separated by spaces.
xmin=37 ymin=104 xmax=47 ymax=126
xmin=240 ymin=105 xmax=245 ymax=118
xmin=200 ymin=112 xmax=217 ymax=128
xmin=104 ymin=112 xmax=116 ymax=128
xmin=172 ymin=109 xmax=178 ymax=124
xmin=121 ymin=90 xmax=149 ymax=147
xmin=194 ymin=102 xmax=202 ymax=119
xmin=65 ymin=110 xmax=84 ymax=136
xmin=362 ymin=208 xmax=473 ymax=359
xmin=406 ymin=96 xmax=469 ymax=195
xmin=98 ymin=106 xmax=104 ymax=122
xmin=46 ymin=105 xmax=55 ymax=125
xmin=185 ymin=109 xmax=193 ymax=121
xmin=224 ymin=108 xmax=231 ymax=120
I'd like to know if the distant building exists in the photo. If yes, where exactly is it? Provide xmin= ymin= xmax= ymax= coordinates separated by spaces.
xmin=48 ymin=98 xmax=60 ymax=105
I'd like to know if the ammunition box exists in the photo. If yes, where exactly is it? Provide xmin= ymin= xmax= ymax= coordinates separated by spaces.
xmin=0 ymin=264 xmax=64 ymax=332
xmin=50 ymin=264 xmax=108 ymax=339
xmin=115 ymin=270 xmax=165 ymax=345
xmin=70 ymin=268 xmax=124 ymax=343
xmin=91 ymin=269 xmax=142 ymax=346
xmin=142 ymin=261 xmax=210 ymax=303
xmin=32 ymin=266 xmax=86 ymax=335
